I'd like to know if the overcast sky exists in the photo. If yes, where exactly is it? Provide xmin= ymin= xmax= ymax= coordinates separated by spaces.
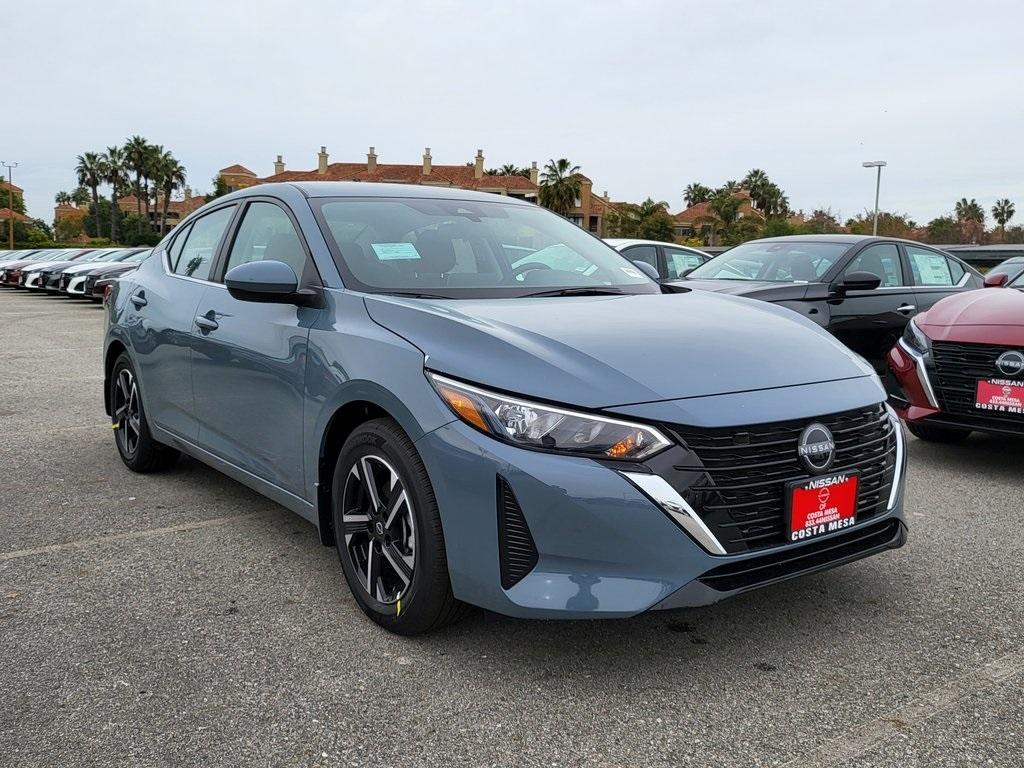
xmin=7 ymin=0 xmax=1024 ymax=225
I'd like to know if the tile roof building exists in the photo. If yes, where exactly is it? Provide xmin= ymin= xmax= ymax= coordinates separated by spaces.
xmin=672 ymin=190 xmax=764 ymax=242
xmin=116 ymin=188 xmax=207 ymax=229
xmin=218 ymin=146 xmax=618 ymax=237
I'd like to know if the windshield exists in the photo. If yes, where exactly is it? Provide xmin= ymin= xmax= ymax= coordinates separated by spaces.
xmin=313 ymin=197 xmax=658 ymax=298
xmin=687 ymin=241 xmax=851 ymax=282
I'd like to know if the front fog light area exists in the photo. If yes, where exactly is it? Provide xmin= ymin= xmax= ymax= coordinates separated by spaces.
xmin=428 ymin=372 xmax=671 ymax=461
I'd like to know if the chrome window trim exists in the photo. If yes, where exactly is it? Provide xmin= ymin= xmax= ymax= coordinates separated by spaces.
xmin=897 ymin=337 xmax=940 ymax=408
xmin=619 ymin=471 xmax=728 ymax=555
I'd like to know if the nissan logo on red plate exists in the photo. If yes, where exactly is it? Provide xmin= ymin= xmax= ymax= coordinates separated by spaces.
xmin=797 ymin=423 xmax=836 ymax=472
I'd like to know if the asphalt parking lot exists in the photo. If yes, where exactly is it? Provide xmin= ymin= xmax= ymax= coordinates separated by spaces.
xmin=1 ymin=290 xmax=1022 ymax=768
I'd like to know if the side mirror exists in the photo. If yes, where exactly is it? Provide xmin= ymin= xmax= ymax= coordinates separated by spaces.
xmin=632 ymin=260 xmax=661 ymax=281
xmin=984 ymin=272 xmax=1009 ymax=288
xmin=225 ymin=260 xmax=299 ymax=303
xmin=836 ymin=271 xmax=882 ymax=292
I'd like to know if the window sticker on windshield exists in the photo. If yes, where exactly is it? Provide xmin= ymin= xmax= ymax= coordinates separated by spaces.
xmin=372 ymin=243 xmax=421 ymax=261
xmin=620 ymin=267 xmax=643 ymax=278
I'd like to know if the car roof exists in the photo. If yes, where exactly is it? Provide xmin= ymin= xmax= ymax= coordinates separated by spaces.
xmin=604 ymin=238 xmax=705 ymax=251
xmin=221 ymin=180 xmax=537 ymax=205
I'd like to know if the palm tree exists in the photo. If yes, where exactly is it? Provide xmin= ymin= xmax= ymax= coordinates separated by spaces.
xmin=538 ymin=158 xmax=581 ymax=216
xmin=153 ymin=150 xmax=187 ymax=235
xmin=955 ymin=197 xmax=985 ymax=223
xmin=124 ymin=135 xmax=151 ymax=233
xmin=684 ymin=183 xmax=712 ymax=207
xmin=497 ymin=163 xmax=519 ymax=176
xmin=759 ymin=183 xmax=790 ymax=218
xmin=54 ymin=191 xmax=73 ymax=206
xmin=992 ymin=199 xmax=1016 ymax=241
xmin=75 ymin=152 xmax=105 ymax=236
xmin=742 ymin=169 xmax=769 ymax=190
xmin=719 ymin=180 xmax=741 ymax=194
xmin=71 ymin=187 xmax=90 ymax=207
xmin=103 ymin=145 xmax=128 ymax=242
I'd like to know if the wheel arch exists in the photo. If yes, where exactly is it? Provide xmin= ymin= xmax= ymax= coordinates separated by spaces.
xmin=314 ymin=384 xmax=429 ymax=547
xmin=103 ymin=339 xmax=130 ymax=416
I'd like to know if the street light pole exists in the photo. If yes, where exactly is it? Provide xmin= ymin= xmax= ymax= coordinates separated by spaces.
xmin=1 ymin=161 xmax=18 ymax=250
xmin=862 ymin=160 xmax=887 ymax=236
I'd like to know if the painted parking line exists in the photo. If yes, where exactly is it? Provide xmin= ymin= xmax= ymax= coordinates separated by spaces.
xmin=0 ymin=514 xmax=254 ymax=562
xmin=782 ymin=651 xmax=1024 ymax=767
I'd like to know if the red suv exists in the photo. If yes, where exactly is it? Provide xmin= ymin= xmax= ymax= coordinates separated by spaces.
xmin=888 ymin=274 xmax=1024 ymax=441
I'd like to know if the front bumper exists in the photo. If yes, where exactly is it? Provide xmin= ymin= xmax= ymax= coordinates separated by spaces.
xmin=417 ymin=408 xmax=908 ymax=620
xmin=66 ymin=275 xmax=88 ymax=295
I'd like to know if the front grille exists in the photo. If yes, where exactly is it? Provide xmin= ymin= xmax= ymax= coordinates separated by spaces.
xmin=60 ymin=273 xmax=72 ymax=290
xmin=668 ymin=404 xmax=897 ymax=554
xmin=699 ymin=519 xmax=903 ymax=592
xmin=496 ymin=476 xmax=538 ymax=589
xmin=931 ymin=341 xmax=1024 ymax=432
xmin=84 ymin=276 xmax=97 ymax=293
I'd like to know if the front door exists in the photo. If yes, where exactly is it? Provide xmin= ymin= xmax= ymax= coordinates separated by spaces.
xmin=190 ymin=200 xmax=320 ymax=497
xmin=827 ymin=242 xmax=917 ymax=363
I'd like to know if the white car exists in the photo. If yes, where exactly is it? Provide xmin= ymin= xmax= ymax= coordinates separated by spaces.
xmin=58 ymin=248 xmax=146 ymax=294
xmin=604 ymin=238 xmax=709 ymax=281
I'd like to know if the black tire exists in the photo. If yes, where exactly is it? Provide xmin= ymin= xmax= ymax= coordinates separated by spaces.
xmin=110 ymin=352 xmax=179 ymax=472
xmin=332 ymin=418 xmax=468 ymax=635
xmin=906 ymin=421 xmax=972 ymax=443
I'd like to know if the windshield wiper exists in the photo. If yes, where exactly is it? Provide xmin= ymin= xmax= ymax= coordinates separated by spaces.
xmin=522 ymin=286 xmax=630 ymax=298
xmin=378 ymin=290 xmax=451 ymax=299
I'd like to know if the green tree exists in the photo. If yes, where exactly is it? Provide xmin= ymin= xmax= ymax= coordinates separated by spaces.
xmin=54 ymin=191 xmax=73 ymax=206
xmin=75 ymin=151 xmax=106 ymax=238
xmin=846 ymin=210 xmax=916 ymax=239
xmin=55 ymin=215 xmax=85 ymax=242
xmin=124 ymin=135 xmax=151 ymax=233
xmin=955 ymin=197 xmax=985 ymax=243
xmin=206 ymin=174 xmax=230 ymax=201
xmin=925 ymin=215 xmax=960 ymax=243
xmin=606 ymin=198 xmax=675 ymax=241
xmin=153 ymin=150 xmax=187 ymax=235
xmin=718 ymin=180 xmax=741 ymax=194
xmin=71 ymin=187 xmax=90 ymax=207
xmin=683 ymin=183 xmax=712 ymax=207
xmin=992 ymin=199 xmax=1016 ymax=241
xmin=538 ymin=158 xmax=581 ymax=216
xmin=102 ymin=145 xmax=128 ymax=242
xmin=801 ymin=208 xmax=843 ymax=234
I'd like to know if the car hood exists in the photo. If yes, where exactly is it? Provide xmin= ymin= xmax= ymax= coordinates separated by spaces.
xmin=89 ymin=263 xmax=138 ymax=277
xmin=364 ymin=291 xmax=872 ymax=408
xmin=920 ymin=288 xmax=1024 ymax=327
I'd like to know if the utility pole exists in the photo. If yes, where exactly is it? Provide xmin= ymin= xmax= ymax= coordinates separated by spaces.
xmin=1 ymin=161 xmax=18 ymax=249
xmin=861 ymin=161 xmax=887 ymax=236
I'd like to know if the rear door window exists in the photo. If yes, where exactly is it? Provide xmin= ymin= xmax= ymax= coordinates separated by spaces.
xmin=907 ymin=245 xmax=954 ymax=286
xmin=664 ymin=247 xmax=705 ymax=279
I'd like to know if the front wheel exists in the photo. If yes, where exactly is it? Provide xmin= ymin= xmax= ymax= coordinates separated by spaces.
xmin=906 ymin=421 xmax=971 ymax=443
xmin=110 ymin=353 xmax=180 ymax=472
xmin=332 ymin=418 xmax=467 ymax=635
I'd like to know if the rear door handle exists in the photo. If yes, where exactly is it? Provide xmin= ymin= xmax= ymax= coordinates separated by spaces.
xmin=130 ymin=292 xmax=148 ymax=308
xmin=194 ymin=314 xmax=219 ymax=331
xmin=896 ymin=304 xmax=915 ymax=315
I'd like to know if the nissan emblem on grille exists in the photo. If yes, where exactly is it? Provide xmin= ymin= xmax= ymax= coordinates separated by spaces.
xmin=797 ymin=423 xmax=835 ymax=472
xmin=995 ymin=351 xmax=1024 ymax=378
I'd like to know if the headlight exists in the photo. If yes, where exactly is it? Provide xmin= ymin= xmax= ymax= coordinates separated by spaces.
xmin=428 ymin=372 xmax=671 ymax=461
xmin=902 ymin=317 xmax=930 ymax=355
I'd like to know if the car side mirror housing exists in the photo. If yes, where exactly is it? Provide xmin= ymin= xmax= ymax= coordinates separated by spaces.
xmin=984 ymin=272 xmax=1009 ymax=288
xmin=836 ymin=271 xmax=883 ymax=292
xmin=225 ymin=260 xmax=301 ymax=304
xmin=632 ymin=260 xmax=661 ymax=281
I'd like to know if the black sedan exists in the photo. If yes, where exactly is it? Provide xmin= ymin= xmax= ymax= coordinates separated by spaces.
xmin=676 ymin=235 xmax=983 ymax=363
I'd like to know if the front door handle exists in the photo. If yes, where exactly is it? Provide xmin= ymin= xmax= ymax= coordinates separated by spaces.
xmin=896 ymin=304 xmax=916 ymax=315
xmin=130 ymin=292 xmax=148 ymax=309
xmin=194 ymin=312 xmax=219 ymax=331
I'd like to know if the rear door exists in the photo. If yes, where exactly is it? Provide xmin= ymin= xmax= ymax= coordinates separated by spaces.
xmin=827 ymin=242 xmax=917 ymax=362
xmin=191 ymin=198 xmax=321 ymax=497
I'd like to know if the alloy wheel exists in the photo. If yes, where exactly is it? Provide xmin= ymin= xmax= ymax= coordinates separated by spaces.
xmin=113 ymin=368 xmax=141 ymax=456
xmin=341 ymin=455 xmax=417 ymax=604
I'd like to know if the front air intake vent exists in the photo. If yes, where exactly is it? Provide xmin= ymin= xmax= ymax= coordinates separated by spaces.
xmin=496 ymin=476 xmax=538 ymax=590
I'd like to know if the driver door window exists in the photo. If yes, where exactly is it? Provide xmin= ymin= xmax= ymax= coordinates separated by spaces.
xmin=224 ymin=201 xmax=310 ymax=282
xmin=844 ymin=243 xmax=903 ymax=287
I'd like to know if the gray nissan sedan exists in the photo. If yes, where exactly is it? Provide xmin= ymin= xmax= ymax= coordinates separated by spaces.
xmin=104 ymin=182 xmax=907 ymax=635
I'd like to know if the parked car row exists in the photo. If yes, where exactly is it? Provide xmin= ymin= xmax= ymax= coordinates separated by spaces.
xmin=0 ymin=247 xmax=154 ymax=301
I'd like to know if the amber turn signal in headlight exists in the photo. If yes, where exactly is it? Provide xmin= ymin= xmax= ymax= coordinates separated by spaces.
xmin=428 ymin=372 xmax=671 ymax=461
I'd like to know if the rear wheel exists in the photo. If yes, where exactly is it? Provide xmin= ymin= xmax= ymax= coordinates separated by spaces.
xmin=906 ymin=421 xmax=971 ymax=443
xmin=110 ymin=353 xmax=179 ymax=472
xmin=332 ymin=418 xmax=467 ymax=635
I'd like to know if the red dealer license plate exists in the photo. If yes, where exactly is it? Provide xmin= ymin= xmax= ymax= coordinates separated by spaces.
xmin=786 ymin=472 xmax=859 ymax=543
xmin=975 ymin=379 xmax=1024 ymax=415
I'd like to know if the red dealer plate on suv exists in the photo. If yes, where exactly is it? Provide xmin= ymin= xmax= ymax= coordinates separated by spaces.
xmin=975 ymin=379 xmax=1024 ymax=415
xmin=786 ymin=472 xmax=859 ymax=543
